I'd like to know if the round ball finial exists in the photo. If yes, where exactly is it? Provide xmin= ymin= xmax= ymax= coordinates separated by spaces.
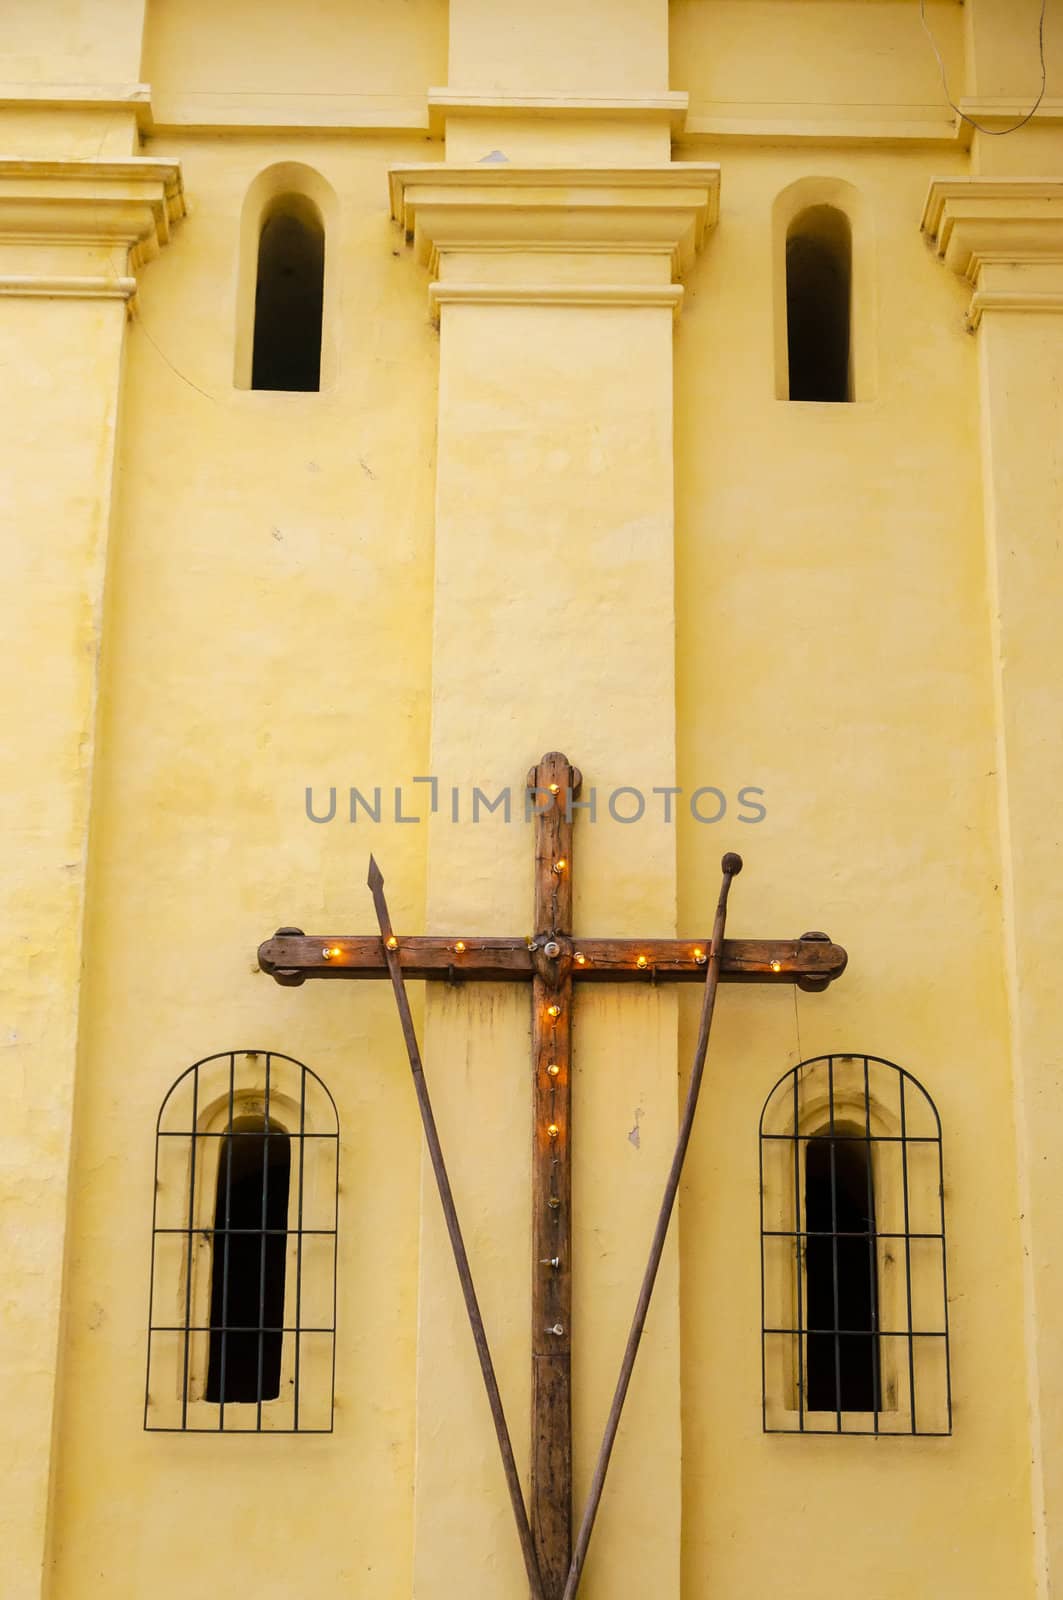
xmin=722 ymin=852 xmax=744 ymax=877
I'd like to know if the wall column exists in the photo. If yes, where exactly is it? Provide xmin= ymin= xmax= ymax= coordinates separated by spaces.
xmin=0 ymin=157 xmax=182 ymax=1599
xmin=924 ymin=178 xmax=1063 ymax=1600
xmin=389 ymin=161 xmax=718 ymax=1599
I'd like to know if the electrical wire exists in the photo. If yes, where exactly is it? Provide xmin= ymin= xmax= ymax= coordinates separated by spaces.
xmin=919 ymin=0 xmax=1048 ymax=136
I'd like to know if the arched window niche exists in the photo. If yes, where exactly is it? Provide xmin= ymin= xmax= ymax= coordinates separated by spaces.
xmin=204 ymin=1113 xmax=291 ymax=1404
xmin=234 ymin=164 xmax=338 ymax=393
xmin=786 ymin=206 xmax=851 ymax=402
xmin=146 ymin=1050 xmax=339 ymax=1433
xmin=759 ymin=1054 xmax=950 ymax=1436
xmin=773 ymin=179 xmax=874 ymax=404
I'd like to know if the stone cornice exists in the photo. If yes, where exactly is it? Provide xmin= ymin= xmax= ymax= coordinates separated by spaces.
xmin=428 ymin=281 xmax=686 ymax=322
xmin=0 ymin=157 xmax=184 ymax=252
xmin=427 ymin=90 xmax=689 ymax=139
xmin=685 ymin=102 xmax=957 ymax=146
xmin=0 ymin=157 xmax=184 ymax=299
xmin=388 ymin=162 xmax=720 ymax=281
xmin=0 ymin=82 xmax=152 ymax=124
xmin=957 ymin=98 xmax=1063 ymax=135
xmin=967 ymin=287 xmax=1063 ymax=324
xmin=0 ymin=272 xmax=138 ymax=301
xmin=922 ymin=178 xmax=1063 ymax=327
xmin=150 ymin=91 xmax=428 ymax=134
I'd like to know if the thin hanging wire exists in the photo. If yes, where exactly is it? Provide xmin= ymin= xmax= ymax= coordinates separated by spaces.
xmin=920 ymin=0 xmax=1048 ymax=136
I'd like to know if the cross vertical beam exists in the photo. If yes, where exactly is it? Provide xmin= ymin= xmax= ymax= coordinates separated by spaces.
xmin=528 ymin=752 xmax=581 ymax=1595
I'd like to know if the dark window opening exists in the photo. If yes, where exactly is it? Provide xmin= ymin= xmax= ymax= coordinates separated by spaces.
xmin=251 ymin=196 xmax=324 ymax=392
xmin=805 ymin=1132 xmax=879 ymax=1412
xmin=786 ymin=205 xmax=852 ymax=402
xmin=205 ymin=1115 xmax=291 ymax=1403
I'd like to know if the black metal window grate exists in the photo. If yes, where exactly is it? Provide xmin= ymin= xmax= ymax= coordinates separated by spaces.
xmin=145 ymin=1050 xmax=338 ymax=1433
xmin=759 ymin=1054 xmax=951 ymax=1436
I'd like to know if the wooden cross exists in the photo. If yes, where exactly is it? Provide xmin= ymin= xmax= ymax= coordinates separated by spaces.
xmin=258 ymin=750 xmax=847 ymax=1597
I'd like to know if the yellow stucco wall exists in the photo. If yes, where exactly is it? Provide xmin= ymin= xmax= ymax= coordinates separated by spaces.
xmin=47 ymin=132 xmax=440 ymax=1598
xmin=673 ymin=139 xmax=1032 ymax=1596
xmin=1 ymin=291 xmax=129 ymax=1600
xmin=3 ymin=1 xmax=1063 ymax=1597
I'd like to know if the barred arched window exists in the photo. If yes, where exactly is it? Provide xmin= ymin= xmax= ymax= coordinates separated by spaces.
xmin=760 ymin=1054 xmax=950 ymax=1435
xmin=146 ymin=1051 xmax=338 ymax=1433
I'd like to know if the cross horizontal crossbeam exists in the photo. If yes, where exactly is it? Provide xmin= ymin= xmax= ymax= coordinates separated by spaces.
xmin=258 ymin=932 xmax=847 ymax=989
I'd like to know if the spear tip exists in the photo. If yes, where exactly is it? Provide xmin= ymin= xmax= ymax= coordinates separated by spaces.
xmin=367 ymin=854 xmax=384 ymax=893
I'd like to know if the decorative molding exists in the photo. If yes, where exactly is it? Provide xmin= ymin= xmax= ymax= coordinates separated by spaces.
xmin=922 ymin=179 xmax=1063 ymax=328
xmin=958 ymin=98 xmax=1063 ymax=127
xmin=684 ymin=102 xmax=957 ymax=147
xmin=149 ymin=91 xmax=428 ymax=135
xmin=0 ymin=157 xmax=185 ymax=280
xmin=427 ymin=281 xmax=685 ymax=323
xmin=0 ymin=157 xmax=184 ymax=243
xmin=0 ymin=158 xmax=184 ymax=309
xmin=0 ymin=78 xmax=430 ymax=134
xmin=388 ymin=162 xmax=720 ymax=280
xmin=967 ymin=287 xmax=1063 ymax=328
xmin=0 ymin=81 xmax=152 ymax=124
xmin=923 ymin=179 xmax=1063 ymax=275
xmin=0 ymin=272 xmax=136 ymax=301
xmin=427 ymin=89 xmax=689 ymax=139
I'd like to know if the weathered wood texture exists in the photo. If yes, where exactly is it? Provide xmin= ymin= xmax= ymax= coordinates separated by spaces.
xmin=528 ymin=752 xmax=578 ymax=1598
xmin=532 ymin=968 xmax=572 ymax=1598
xmin=258 ymin=934 xmax=847 ymax=989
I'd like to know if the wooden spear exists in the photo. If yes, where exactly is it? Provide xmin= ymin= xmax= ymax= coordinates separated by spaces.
xmin=561 ymin=851 xmax=743 ymax=1600
xmin=367 ymin=856 xmax=546 ymax=1600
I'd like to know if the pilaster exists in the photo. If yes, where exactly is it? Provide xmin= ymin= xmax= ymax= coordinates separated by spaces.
xmin=0 ymin=154 xmax=182 ymax=1599
xmin=394 ymin=146 xmax=717 ymax=1598
xmin=924 ymin=176 xmax=1063 ymax=1600
xmin=390 ymin=162 xmax=719 ymax=321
